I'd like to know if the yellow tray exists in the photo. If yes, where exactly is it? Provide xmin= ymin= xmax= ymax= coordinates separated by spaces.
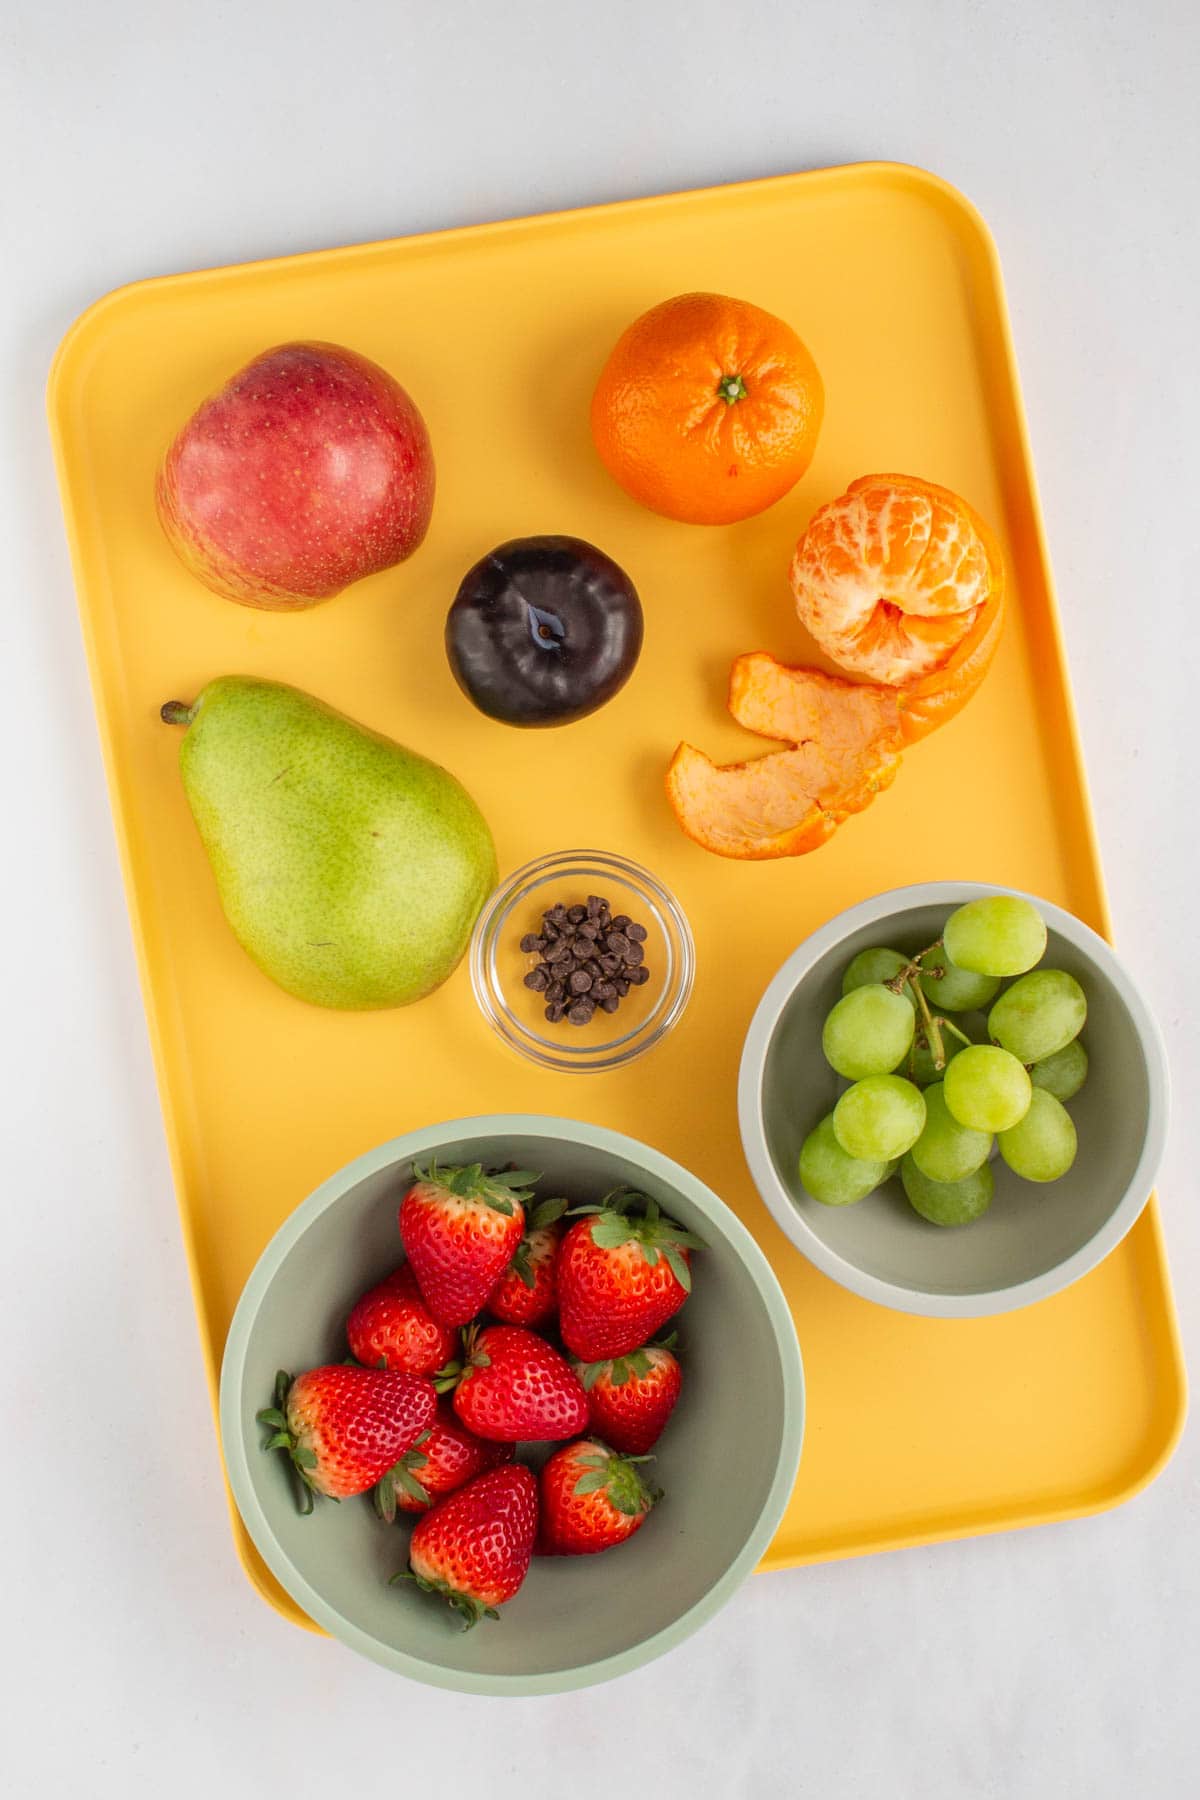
xmin=49 ymin=163 xmax=1185 ymax=1630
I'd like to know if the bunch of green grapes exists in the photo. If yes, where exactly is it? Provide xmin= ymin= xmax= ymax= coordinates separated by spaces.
xmin=799 ymin=895 xmax=1089 ymax=1226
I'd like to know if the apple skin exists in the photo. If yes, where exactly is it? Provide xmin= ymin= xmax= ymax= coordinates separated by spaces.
xmin=156 ymin=341 xmax=435 ymax=610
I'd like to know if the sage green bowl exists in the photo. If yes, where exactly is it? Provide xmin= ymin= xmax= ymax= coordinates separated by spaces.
xmin=219 ymin=1115 xmax=804 ymax=1695
xmin=738 ymin=884 xmax=1169 ymax=1319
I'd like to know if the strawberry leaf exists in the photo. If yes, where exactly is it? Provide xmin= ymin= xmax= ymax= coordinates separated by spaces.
xmin=576 ymin=1361 xmax=605 ymax=1391
xmin=395 ymin=1466 xmax=431 ymax=1505
xmin=572 ymin=1469 xmax=611 ymax=1495
xmin=373 ymin=1476 xmax=398 ymax=1524
xmin=663 ymin=1246 xmax=692 ymax=1294
xmin=411 ymin=1160 xmax=538 ymax=1214
xmin=589 ymin=1215 xmax=638 ymax=1250
xmin=432 ymin=1361 xmax=461 ymax=1394
xmin=510 ymin=1241 xmax=536 ymax=1289
xmin=294 ymin=1447 xmax=318 ymax=1471
xmin=256 ymin=1407 xmax=287 ymax=1430
xmin=530 ymin=1197 xmax=567 ymax=1229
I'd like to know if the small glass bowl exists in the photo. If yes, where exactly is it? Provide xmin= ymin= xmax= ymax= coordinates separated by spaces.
xmin=470 ymin=848 xmax=695 ymax=1073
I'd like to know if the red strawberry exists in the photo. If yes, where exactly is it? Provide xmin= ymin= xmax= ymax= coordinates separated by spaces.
xmin=452 ymin=1324 xmax=589 ymax=1443
xmin=399 ymin=1162 xmax=535 ymax=1327
xmin=488 ymin=1197 xmax=567 ymax=1328
xmin=538 ymin=1438 xmax=660 ymax=1555
xmin=575 ymin=1340 xmax=682 ymax=1454
xmin=257 ymin=1365 xmax=436 ymax=1513
xmin=558 ymin=1189 xmax=704 ymax=1360
xmin=397 ymin=1464 xmax=539 ymax=1628
xmin=346 ymin=1262 xmax=459 ymax=1378
xmin=375 ymin=1401 xmax=512 ymax=1521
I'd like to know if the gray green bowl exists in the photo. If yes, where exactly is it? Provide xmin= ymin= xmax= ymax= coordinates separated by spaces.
xmin=219 ymin=1115 xmax=804 ymax=1694
xmin=738 ymin=884 xmax=1170 ymax=1318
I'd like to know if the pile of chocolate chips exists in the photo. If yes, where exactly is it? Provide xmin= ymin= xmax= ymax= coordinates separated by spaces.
xmin=521 ymin=894 xmax=650 ymax=1026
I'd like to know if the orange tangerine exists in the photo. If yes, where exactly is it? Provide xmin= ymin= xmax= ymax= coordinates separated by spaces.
xmin=591 ymin=293 xmax=824 ymax=525
xmin=790 ymin=473 xmax=1004 ymax=689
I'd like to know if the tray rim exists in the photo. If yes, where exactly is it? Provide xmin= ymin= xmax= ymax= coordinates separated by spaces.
xmin=46 ymin=160 xmax=1188 ymax=1622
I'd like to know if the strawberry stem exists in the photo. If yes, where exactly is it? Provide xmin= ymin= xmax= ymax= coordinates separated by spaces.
xmin=256 ymin=1370 xmax=318 ymax=1515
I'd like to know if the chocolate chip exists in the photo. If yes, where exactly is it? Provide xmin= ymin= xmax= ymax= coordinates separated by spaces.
xmin=520 ymin=896 xmax=653 ymax=1031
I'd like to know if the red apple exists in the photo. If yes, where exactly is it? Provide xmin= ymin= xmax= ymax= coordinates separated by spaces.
xmin=156 ymin=341 xmax=435 ymax=610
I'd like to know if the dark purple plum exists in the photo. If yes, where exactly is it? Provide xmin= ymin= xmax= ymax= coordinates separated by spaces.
xmin=445 ymin=535 xmax=643 ymax=727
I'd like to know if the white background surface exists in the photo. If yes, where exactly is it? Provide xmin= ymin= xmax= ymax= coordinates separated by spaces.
xmin=2 ymin=2 xmax=1198 ymax=1794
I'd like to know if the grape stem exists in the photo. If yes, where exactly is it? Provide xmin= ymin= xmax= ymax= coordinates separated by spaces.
xmin=908 ymin=975 xmax=946 ymax=1071
xmin=887 ymin=939 xmax=953 ymax=1073
xmin=939 ymin=1017 xmax=974 ymax=1050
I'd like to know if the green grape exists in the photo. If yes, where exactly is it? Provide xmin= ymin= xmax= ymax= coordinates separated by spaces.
xmin=833 ymin=1075 xmax=926 ymax=1161
xmin=943 ymin=1044 xmax=1032 ymax=1133
xmin=988 ymin=969 xmax=1086 ymax=1065
xmin=842 ymin=947 xmax=917 ymax=1009
xmin=822 ymin=984 xmax=915 ymax=1080
xmin=917 ymin=947 xmax=1000 ymax=1013
xmin=998 ymin=1088 xmax=1077 ymax=1181
xmin=909 ymin=1082 xmax=993 ymax=1183
xmin=943 ymin=895 xmax=1047 ymax=977
xmin=799 ymin=1114 xmax=891 ymax=1206
xmin=908 ymin=1030 xmax=967 ymax=1087
xmin=1030 ymin=1038 xmax=1088 ymax=1101
xmin=901 ymin=1153 xmax=995 ymax=1226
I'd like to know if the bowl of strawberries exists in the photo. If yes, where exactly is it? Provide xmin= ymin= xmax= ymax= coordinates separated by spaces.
xmin=219 ymin=1114 xmax=804 ymax=1693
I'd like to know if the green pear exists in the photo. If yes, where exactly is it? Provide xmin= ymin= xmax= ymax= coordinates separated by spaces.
xmin=161 ymin=677 xmax=497 ymax=1009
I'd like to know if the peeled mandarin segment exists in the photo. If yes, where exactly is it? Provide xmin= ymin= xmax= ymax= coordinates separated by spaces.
xmin=897 ymin=586 xmax=1005 ymax=744
xmin=790 ymin=473 xmax=1004 ymax=689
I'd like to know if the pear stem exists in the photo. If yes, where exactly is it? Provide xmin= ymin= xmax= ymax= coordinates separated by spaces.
xmin=160 ymin=700 xmax=193 ymax=726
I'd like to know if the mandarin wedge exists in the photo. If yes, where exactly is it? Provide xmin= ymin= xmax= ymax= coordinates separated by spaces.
xmin=789 ymin=473 xmax=1004 ymax=700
